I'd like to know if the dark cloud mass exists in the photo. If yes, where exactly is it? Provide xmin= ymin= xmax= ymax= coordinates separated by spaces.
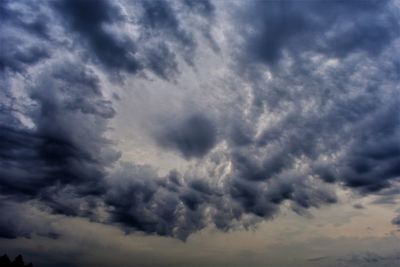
xmin=52 ymin=0 xmax=213 ymax=78
xmin=0 ymin=1 xmax=51 ymax=73
xmin=54 ymin=0 xmax=141 ymax=73
xmin=0 ymin=201 xmax=58 ymax=239
xmin=0 ymin=61 xmax=119 ymax=205
xmin=239 ymin=0 xmax=398 ymax=65
xmin=231 ymin=0 xmax=400 ymax=192
xmin=1 ymin=0 xmax=400 ymax=250
xmin=105 ymin=163 xmax=215 ymax=240
xmin=156 ymin=114 xmax=218 ymax=159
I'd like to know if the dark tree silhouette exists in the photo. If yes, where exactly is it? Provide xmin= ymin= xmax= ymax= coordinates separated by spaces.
xmin=0 ymin=254 xmax=12 ymax=266
xmin=0 ymin=254 xmax=33 ymax=267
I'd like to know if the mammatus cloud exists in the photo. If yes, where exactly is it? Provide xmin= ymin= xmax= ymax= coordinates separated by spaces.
xmin=0 ymin=0 xmax=400 ymax=248
xmin=105 ymin=163 xmax=215 ymax=240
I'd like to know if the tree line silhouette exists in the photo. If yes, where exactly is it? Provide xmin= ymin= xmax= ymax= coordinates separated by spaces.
xmin=0 ymin=254 xmax=33 ymax=267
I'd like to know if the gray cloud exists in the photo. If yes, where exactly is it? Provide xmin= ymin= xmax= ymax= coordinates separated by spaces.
xmin=0 ymin=200 xmax=58 ymax=239
xmin=0 ymin=60 xmax=119 ymax=209
xmin=0 ymin=1 xmax=51 ymax=73
xmin=54 ymin=0 xmax=141 ymax=73
xmin=1 ymin=0 xmax=400 ymax=247
xmin=52 ymin=0 xmax=215 ymax=79
xmin=155 ymin=113 xmax=218 ymax=159
xmin=228 ymin=0 xmax=400 ymax=190
xmin=237 ymin=0 xmax=398 ymax=66
xmin=0 ymin=0 xmax=219 ymax=241
xmin=105 ymin=162 xmax=217 ymax=240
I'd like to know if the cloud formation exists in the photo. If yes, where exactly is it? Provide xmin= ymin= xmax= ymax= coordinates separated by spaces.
xmin=155 ymin=113 xmax=217 ymax=159
xmin=238 ymin=0 xmax=398 ymax=65
xmin=0 ymin=0 xmax=399 ymax=247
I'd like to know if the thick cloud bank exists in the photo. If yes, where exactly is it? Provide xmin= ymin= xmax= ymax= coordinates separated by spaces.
xmin=1 ymin=0 xmax=399 ymax=241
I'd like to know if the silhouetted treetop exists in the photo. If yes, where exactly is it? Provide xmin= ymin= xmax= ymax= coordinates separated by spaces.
xmin=0 ymin=254 xmax=33 ymax=267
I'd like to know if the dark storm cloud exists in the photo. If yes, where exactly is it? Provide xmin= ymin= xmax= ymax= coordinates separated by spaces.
xmin=229 ymin=0 xmax=400 ymax=189
xmin=0 ymin=61 xmax=119 ymax=206
xmin=0 ymin=0 xmax=196 ymax=78
xmin=228 ymin=178 xmax=278 ymax=218
xmin=155 ymin=113 xmax=218 ymax=159
xmin=138 ymin=0 xmax=197 ymax=67
xmin=0 ymin=202 xmax=36 ymax=239
xmin=51 ymin=0 xmax=214 ymax=78
xmin=0 ymin=43 xmax=49 ymax=73
xmin=0 ymin=0 xmax=51 ymax=38
xmin=217 ymin=0 xmax=400 ymax=231
xmin=0 ymin=1 xmax=51 ymax=73
xmin=0 ymin=201 xmax=58 ymax=239
xmin=143 ymin=42 xmax=178 ymax=80
xmin=299 ymin=97 xmax=400 ymax=194
xmin=227 ymin=168 xmax=337 ymax=219
xmin=239 ymin=0 xmax=398 ymax=66
xmin=54 ymin=0 xmax=141 ymax=73
xmin=0 ymin=59 xmax=122 ymax=240
xmin=137 ymin=0 xmax=216 ymax=75
xmin=230 ymin=149 xmax=289 ymax=182
xmin=105 ymin=163 xmax=217 ymax=240
xmin=333 ymin=104 xmax=400 ymax=192
xmin=1 ymin=0 xmax=400 ymax=243
xmin=141 ymin=0 xmax=193 ymax=46
xmin=104 ymin=155 xmax=337 ymax=239
xmin=0 ymin=0 xmax=217 ymax=240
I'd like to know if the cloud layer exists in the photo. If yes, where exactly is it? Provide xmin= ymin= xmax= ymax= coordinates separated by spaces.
xmin=1 ymin=0 xmax=399 ymax=246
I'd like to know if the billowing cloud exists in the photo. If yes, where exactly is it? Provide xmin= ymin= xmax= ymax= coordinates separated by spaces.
xmin=1 ymin=61 xmax=117 ymax=195
xmin=0 ymin=1 xmax=51 ymax=73
xmin=0 ymin=0 xmax=399 ymax=256
xmin=54 ymin=0 xmax=141 ymax=73
xmin=237 ymin=0 xmax=398 ymax=65
xmin=227 ymin=0 xmax=400 ymax=194
xmin=105 ymin=163 xmax=215 ymax=240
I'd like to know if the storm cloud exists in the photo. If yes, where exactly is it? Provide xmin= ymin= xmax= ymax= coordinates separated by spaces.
xmin=54 ymin=0 xmax=141 ymax=73
xmin=0 ymin=60 xmax=119 ymax=215
xmin=1 ymin=0 xmax=399 ymax=252
xmin=155 ymin=113 xmax=218 ymax=159
xmin=238 ymin=0 xmax=398 ymax=65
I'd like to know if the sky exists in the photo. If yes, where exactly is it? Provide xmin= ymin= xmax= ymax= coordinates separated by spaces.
xmin=0 ymin=0 xmax=400 ymax=266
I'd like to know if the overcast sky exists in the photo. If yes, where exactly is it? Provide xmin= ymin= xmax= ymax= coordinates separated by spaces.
xmin=1 ymin=0 xmax=400 ymax=266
